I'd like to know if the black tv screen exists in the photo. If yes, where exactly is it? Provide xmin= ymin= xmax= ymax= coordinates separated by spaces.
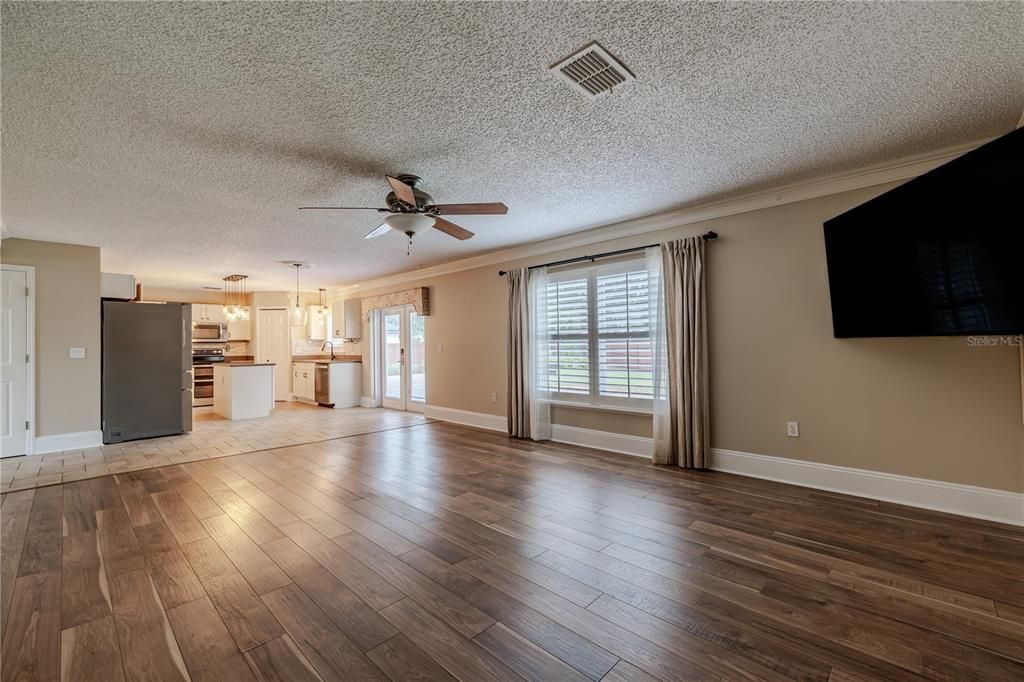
xmin=823 ymin=128 xmax=1023 ymax=338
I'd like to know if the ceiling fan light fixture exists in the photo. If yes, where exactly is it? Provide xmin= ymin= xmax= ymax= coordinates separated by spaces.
xmin=384 ymin=213 xmax=435 ymax=236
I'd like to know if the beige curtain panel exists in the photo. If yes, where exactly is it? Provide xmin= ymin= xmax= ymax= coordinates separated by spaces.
xmin=654 ymin=237 xmax=711 ymax=468
xmin=506 ymin=267 xmax=530 ymax=438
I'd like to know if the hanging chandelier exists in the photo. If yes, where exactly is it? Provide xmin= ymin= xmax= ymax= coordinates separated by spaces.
xmin=222 ymin=274 xmax=249 ymax=321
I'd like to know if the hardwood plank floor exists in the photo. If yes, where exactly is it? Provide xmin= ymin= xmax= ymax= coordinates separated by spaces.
xmin=1 ymin=419 xmax=1021 ymax=681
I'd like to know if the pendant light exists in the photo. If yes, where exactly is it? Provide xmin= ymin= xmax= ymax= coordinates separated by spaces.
xmin=316 ymin=288 xmax=328 ymax=319
xmin=221 ymin=274 xmax=249 ymax=321
xmin=290 ymin=263 xmax=307 ymax=326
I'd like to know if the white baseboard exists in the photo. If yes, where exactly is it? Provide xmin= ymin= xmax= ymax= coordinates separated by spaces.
xmin=359 ymin=397 xmax=376 ymax=408
xmin=711 ymin=448 xmax=1024 ymax=526
xmin=423 ymin=405 xmax=506 ymax=432
xmin=551 ymin=424 xmax=654 ymax=458
xmin=34 ymin=430 xmax=103 ymax=455
xmin=415 ymin=409 xmax=1022 ymax=525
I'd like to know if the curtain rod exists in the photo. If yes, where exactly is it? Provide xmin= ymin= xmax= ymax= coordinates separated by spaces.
xmin=497 ymin=231 xmax=717 ymax=276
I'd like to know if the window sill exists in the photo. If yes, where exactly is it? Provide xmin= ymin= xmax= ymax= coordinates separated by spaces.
xmin=543 ymin=399 xmax=653 ymax=417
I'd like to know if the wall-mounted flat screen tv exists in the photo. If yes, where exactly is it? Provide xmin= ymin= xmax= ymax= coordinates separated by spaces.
xmin=823 ymin=128 xmax=1023 ymax=338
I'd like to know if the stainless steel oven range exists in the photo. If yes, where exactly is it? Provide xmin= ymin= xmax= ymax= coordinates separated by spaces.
xmin=192 ymin=345 xmax=225 ymax=407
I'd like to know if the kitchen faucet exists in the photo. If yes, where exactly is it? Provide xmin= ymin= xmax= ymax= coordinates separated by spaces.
xmin=321 ymin=340 xmax=336 ymax=360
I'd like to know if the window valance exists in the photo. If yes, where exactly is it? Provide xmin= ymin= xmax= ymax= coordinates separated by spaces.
xmin=360 ymin=287 xmax=430 ymax=316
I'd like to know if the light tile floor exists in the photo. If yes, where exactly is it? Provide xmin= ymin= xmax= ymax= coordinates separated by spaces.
xmin=1 ymin=403 xmax=431 ymax=492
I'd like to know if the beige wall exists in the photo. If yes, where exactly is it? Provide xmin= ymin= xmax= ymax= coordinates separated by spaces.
xmin=356 ymin=184 xmax=1024 ymax=492
xmin=2 ymin=238 xmax=102 ymax=437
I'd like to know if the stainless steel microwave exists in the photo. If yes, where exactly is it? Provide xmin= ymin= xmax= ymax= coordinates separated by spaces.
xmin=192 ymin=323 xmax=228 ymax=342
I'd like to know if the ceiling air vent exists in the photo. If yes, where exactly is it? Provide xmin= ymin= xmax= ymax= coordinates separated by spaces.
xmin=550 ymin=42 xmax=635 ymax=99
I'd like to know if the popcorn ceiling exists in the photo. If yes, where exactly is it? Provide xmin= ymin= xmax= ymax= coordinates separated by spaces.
xmin=2 ymin=2 xmax=1021 ymax=289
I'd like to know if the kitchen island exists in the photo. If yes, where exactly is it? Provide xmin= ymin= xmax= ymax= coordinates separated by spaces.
xmin=213 ymin=363 xmax=275 ymax=419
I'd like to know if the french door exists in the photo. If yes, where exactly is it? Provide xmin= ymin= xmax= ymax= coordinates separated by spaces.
xmin=379 ymin=305 xmax=425 ymax=412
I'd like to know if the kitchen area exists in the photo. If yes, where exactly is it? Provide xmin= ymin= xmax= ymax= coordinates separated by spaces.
xmin=188 ymin=281 xmax=364 ymax=416
xmin=101 ymin=272 xmax=364 ymax=447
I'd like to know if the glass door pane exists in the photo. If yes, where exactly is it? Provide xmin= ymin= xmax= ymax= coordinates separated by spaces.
xmin=383 ymin=310 xmax=403 ymax=401
xmin=409 ymin=310 xmax=426 ymax=403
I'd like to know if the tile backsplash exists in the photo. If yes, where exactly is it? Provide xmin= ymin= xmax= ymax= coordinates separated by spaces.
xmin=225 ymin=340 xmax=251 ymax=357
xmin=291 ymin=328 xmax=360 ymax=357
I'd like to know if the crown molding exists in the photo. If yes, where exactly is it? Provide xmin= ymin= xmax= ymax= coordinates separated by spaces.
xmin=331 ymin=137 xmax=992 ymax=297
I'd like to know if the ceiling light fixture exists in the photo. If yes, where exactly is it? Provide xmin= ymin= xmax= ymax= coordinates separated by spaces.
xmin=280 ymin=261 xmax=312 ymax=326
xmin=383 ymin=213 xmax=435 ymax=255
xmin=315 ymin=288 xmax=328 ymax=319
xmin=222 ymin=274 xmax=249 ymax=321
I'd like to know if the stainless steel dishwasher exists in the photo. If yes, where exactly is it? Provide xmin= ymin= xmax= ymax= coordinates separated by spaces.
xmin=314 ymin=363 xmax=333 ymax=406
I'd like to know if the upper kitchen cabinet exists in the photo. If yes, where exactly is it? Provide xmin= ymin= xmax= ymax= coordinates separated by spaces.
xmin=331 ymin=299 xmax=361 ymax=339
xmin=306 ymin=304 xmax=329 ymax=340
xmin=205 ymin=304 xmax=226 ymax=324
xmin=191 ymin=304 xmax=227 ymax=323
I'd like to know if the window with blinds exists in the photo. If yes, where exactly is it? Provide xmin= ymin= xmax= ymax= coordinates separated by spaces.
xmin=541 ymin=258 xmax=653 ymax=408
xmin=542 ymin=276 xmax=590 ymax=395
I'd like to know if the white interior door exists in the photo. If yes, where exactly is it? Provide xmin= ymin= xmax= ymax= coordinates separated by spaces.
xmin=256 ymin=308 xmax=290 ymax=401
xmin=1 ymin=269 xmax=29 ymax=457
xmin=378 ymin=305 xmax=426 ymax=412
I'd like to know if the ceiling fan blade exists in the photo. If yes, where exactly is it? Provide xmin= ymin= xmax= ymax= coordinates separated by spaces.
xmin=363 ymin=223 xmax=391 ymax=239
xmin=432 ymin=217 xmax=475 ymax=240
xmin=299 ymin=206 xmax=388 ymax=211
xmin=430 ymin=202 xmax=508 ymax=215
xmin=385 ymin=175 xmax=418 ymax=207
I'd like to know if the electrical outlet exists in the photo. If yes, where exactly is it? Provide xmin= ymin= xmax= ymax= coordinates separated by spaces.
xmin=490 ymin=392 xmax=497 ymax=403
xmin=438 ymin=342 xmax=443 ymax=353
xmin=786 ymin=421 xmax=800 ymax=438
xmin=69 ymin=347 xmax=86 ymax=359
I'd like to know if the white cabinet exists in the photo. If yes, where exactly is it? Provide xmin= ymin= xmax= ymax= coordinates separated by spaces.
xmin=331 ymin=299 xmax=362 ymax=339
xmin=101 ymin=273 xmax=136 ymax=300
xmin=227 ymin=312 xmax=251 ymax=341
xmin=322 ymin=362 xmax=362 ymax=408
xmin=306 ymin=305 xmax=329 ymax=340
xmin=191 ymin=304 xmax=228 ymax=323
xmin=291 ymin=361 xmax=361 ymax=406
xmin=292 ymin=362 xmax=315 ymax=402
xmin=205 ymin=304 xmax=226 ymax=324
xmin=213 ymin=365 xmax=274 ymax=420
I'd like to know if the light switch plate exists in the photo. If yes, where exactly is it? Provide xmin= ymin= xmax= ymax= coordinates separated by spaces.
xmin=69 ymin=347 xmax=86 ymax=359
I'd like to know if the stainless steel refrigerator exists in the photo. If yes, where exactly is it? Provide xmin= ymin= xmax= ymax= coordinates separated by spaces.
xmin=102 ymin=301 xmax=193 ymax=443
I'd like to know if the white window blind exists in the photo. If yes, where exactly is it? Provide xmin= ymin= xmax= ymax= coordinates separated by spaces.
xmin=596 ymin=268 xmax=653 ymax=400
xmin=541 ymin=259 xmax=652 ymax=408
xmin=544 ymin=276 xmax=590 ymax=395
